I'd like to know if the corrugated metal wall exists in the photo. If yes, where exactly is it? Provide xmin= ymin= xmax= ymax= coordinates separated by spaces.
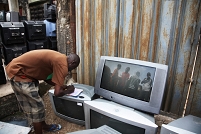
xmin=76 ymin=0 xmax=201 ymax=117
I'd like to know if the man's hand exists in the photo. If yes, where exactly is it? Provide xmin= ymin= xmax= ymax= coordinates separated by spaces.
xmin=66 ymin=85 xmax=75 ymax=94
xmin=54 ymin=84 xmax=75 ymax=97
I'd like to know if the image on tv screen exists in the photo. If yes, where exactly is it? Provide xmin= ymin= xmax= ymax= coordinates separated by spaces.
xmin=100 ymin=60 xmax=156 ymax=102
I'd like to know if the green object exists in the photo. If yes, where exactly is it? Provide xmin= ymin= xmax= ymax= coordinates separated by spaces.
xmin=46 ymin=73 xmax=53 ymax=80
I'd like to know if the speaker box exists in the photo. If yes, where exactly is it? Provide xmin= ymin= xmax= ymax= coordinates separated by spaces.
xmin=2 ymin=43 xmax=27 ymax=65
xmin=23 ymin=21 xmax=46 ymax=41
xmin=0 ymin=65 xmax=6 ymax=84
xmin=0 ymin=22 xmax=25 ymax=45
xmin=48 ymin=36 xmax=57 ymax=51
xmin=27 ymin=39 xmax=48 ymax=51
xmin=48 ymin=84 xmax=99 ymax=125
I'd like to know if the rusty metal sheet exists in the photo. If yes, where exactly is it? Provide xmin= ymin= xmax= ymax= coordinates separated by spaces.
xmin=167 ymin=0 xmax=200 ymax=116
xmin=76 ymin=0 xmax=119 ymax=85
xmin=118 ymin=0 xmax=134 ymax=58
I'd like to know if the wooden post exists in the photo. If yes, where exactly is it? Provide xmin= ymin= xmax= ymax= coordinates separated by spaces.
xmin=56 ymin=0 xmax=77 ymax=82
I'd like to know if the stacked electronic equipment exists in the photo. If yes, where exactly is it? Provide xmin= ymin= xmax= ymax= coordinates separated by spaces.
xmin=43 ymin=3 xmax=57 ymax=51
xmin=0 ymin=11 xmax=27 ymax=65
xmin=23 ymin=21 xmax=47 ymax=51
xmin=0 ymin=11 xmax=26 ymax=84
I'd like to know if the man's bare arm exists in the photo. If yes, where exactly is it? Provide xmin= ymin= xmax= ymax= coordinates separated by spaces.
xmin=44 ymin=79 xmax=55 ymax=86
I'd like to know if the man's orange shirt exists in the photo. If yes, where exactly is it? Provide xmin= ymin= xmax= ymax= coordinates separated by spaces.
xmin=5 ymin=49 xmax=68 ymax=86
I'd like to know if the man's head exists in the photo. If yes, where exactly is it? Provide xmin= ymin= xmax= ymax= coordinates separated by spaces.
xmin=67 ymin=53 xmax=80 ymax=71
xmin=125 ymin=67 xmax=130 ymax=73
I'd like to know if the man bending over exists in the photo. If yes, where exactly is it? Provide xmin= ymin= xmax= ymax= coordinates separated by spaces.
xmin=5 ymin=49 xmax=80 ymax=134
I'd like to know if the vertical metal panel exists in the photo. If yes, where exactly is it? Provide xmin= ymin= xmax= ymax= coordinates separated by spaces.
xmin=189 ymin=48 xmax=201 ymax=116
xmin=157 ymin=0 xmax=174 ymax=64
xmin=167 ymin=0 xmax=200 ymax=116
xmin=76 ymin=0 xmax=201 ymax=117
xmin=139 ymin=0 xmax=153 ymax=61
xmin=180 ymin=1 xmax=201 ymax=116
xmin=76 ymin=0 xmax=119 ymax=85
xmin=118 ymin=0 xmax=134 ymax=58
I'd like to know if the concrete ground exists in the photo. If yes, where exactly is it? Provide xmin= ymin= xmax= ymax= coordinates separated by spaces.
xmin=0 ymin=60 xmax=12 ymax=98
xmin=0 ymin=80 xmax=13 ymax=98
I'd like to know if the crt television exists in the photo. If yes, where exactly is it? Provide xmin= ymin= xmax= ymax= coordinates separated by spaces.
xmin=84 ymin=98 xmax=158 ymax=134
xmin=48 ymin=84 xmax=96 ymax=125
xmin=95 ymin=56 xmax=168 ymax=114
xmin=23 ymin=21 xmax=46 ymax=40
xmin=160 ymin=115 xmax=201 ymax=134
xmin=0 ymin=22 xmax=26 ymax=45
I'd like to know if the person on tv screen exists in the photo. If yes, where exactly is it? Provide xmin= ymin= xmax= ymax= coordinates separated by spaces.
xmin=110 ymin=64 xmax=121 ymax=90
xmin=118 ymin=67 xmax=130 ymax=89
xmin=126 ymin=71 xmax=141 ymax=98
xmin=140 ymin=72 xmax=153 ymax=101
xmin=5 ymin=49 xmax=80 ymax=134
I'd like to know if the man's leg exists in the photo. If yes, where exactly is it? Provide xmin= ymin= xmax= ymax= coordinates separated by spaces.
xmin=32 ymin=121 xmax=59 ymax=134
xmin=33 ymin=120 xmax=61 ymax=134
xmin=11 ymin=80 xmax=45 ymax=133
xmin=33 ymin=122 xmax=43 ymax=134
xmin=11 ymin=80 xmax=61 ymax=133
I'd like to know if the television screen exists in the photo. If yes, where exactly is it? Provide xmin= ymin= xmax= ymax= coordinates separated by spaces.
xmin=95 ymin=56 xmax=168 ymax=114
xmin=52 ymin=95 xmax=85 ymax=121
xmin=84 ymin=98 xmax=158 ymax=134
xmin=101 ymin=60 xmax=156 ymax=102
xmin=48 ymin=84 xmax=96 ymax=125
xmin=91 ymin=110 xmax=145 ymax=134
